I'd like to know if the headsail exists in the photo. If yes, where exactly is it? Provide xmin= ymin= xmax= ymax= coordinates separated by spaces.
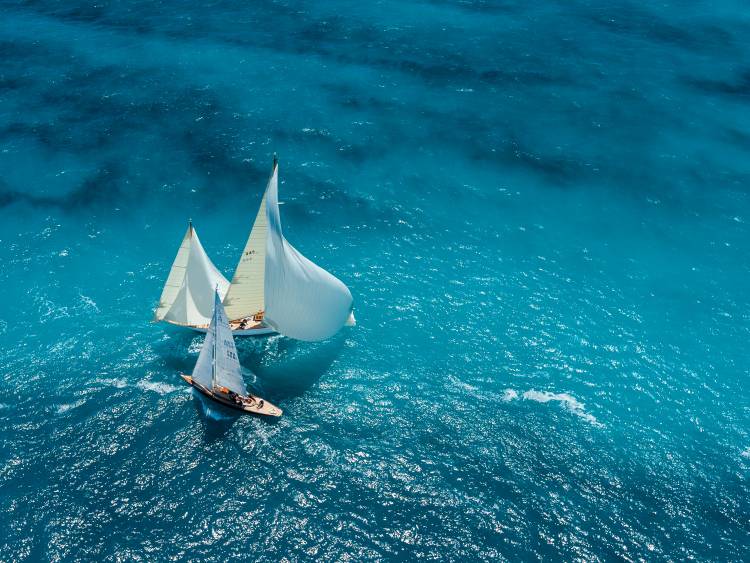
xmin=153 ymin=224 xmax=192 ymax=321
xmin=192 ymin=290 xmax=246 ymax=395
xmin=154 ymin=223 xmax=230 ymax=327
xmin=263 ymin=161 xmax=354 ymax=341
xmin=223 ymin=190 xmax=268 ymax=321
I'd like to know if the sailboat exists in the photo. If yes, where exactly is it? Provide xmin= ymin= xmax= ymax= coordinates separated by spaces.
xmin=154 ymin=156 xmax=355 ymax=342
xmin=181 ymin=288 xmax=282 ymax=416
xmin=152 ymin=221 xmax=231 ymax=330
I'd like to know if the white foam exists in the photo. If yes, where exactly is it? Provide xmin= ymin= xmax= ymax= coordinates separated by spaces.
xmin=448 ymin=375 xmax=478 ymax=394
xmin=136 ymin=381 xmax=181 ymax=395
xmin=56 ymin=398 xmax=86 ymax=414
xmin=78 ymin=293 xmax=100 ymax=313
xmin=521 ymin=390 xmax=603 ymax=427
xmin=502 ymin=389 xmax=518 ymax=402
xmin=741 ymin=448 xmax=750 ymax=459
xmin=187 ymin=338 xmax=203 ymax=354
xmin=96 ymin=378 xmax=128 ymax=389
xmin=34 ymin=294 xmax=70 ymax=320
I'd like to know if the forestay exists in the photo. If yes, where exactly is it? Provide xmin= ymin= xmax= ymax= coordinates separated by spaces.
xmin=263 ymin=163 xmax=354 ymax=341
xmin=154 ymin=224 xmax=230 ymax=327
xmin=192 ymin=290 xmax=246 ymax=395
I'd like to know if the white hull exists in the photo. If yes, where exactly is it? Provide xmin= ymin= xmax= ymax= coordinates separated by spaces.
xmin=160 ymin=319 xmax=276 ymax=337
xmin=189 ymin=324 xmax=276 ymax=336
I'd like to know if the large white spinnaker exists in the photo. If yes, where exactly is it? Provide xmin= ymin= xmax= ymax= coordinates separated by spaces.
xmin=154 ymin=223 xmax=230 ymax=327
xmin=262 ymin=162 xmax=354 ymax=341
xmin=192 ymin=289 xmax=246 ymax=395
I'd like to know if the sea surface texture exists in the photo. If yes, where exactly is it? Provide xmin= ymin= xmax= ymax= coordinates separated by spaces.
xmin=0 ymin=1 xmax=749 ymax=560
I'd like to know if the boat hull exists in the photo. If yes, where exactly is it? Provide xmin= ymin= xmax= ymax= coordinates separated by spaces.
xmin=180 ymin=375 xmax=282 ymax=417
xmin=161 ymin=319 xmax=276 ymax=336
xmin=189 ymin=324 xmax=276 ymax=336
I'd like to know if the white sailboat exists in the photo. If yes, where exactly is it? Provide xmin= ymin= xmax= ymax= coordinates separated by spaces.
xmin=152 ymin=221 xmax=230 ymax=329
xmin=154 ymin=156 xmax=355 ymax=342
xmin=181 ymin=288 xmax=282 ymax=416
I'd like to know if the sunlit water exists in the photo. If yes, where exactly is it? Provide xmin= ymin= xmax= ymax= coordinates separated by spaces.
xmin=1 ymin=1 xmax=749 ymax=560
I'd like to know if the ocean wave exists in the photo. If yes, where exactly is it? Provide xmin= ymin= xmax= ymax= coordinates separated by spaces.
xmin=55 ymin=398 xmax=86 ymax=414
xmin=522 ymin=390 xmax=603 ymax=427
xmin=503 ymin=388 xmax=603 ymax=427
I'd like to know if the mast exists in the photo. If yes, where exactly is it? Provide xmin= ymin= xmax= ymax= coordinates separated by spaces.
xmin=211 ymin=289 xmax=218 ymax=390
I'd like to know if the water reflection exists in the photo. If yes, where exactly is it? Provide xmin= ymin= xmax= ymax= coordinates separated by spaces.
xmin=190 ymin=388 xmax=240 ymax=440
xmin=239 ymin=333 xmax=347 ymax=399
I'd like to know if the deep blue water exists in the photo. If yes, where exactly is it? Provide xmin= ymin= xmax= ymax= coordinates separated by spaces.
xmin=1 ymin=0 xmax=749 ymax=560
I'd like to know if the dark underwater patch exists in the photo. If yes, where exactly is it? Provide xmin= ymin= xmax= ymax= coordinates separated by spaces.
xmin=683 ymin=71 xmax=750 ymax=100
xmin=479 ymin=68 xmax=573 ymax=87
xmin=582 ymin=3 xmax=737 ymax=54
xmin=0 ymin=164 xmax=122 ymax=210
xmin=0 ymin=75 xmax=35 ymax=92
xmin=11 ymin=0 xmax=554 ymax=93
xmin=274 ymin=170 xmax=388 ymax=229
xmin=723 ymin=127 xmax=750 ymax=149
xmin=425 ymin=0 xmax=519 ymax=16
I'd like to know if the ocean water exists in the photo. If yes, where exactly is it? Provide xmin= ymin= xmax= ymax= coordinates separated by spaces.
xmin=1 ymin=0 xmax=749 ymax=560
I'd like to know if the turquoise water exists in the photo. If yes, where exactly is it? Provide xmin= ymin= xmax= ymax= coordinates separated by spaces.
xmin=1 ymin=0 xmax=749 ymax=560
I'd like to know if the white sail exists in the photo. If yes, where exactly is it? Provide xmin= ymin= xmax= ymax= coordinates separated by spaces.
xmin=223 ymin=191 xmax=268 ymax=320
xmin=212 ymin=291 xmax=246 ymax=394
xmin=263 ymin=162 xmax=354 ymax=342
xmin=156 ymin=224 xmax=230 ymax=327
xmin=153 ymin=225 xmax=191 ymax=321
xmin=191 ymin=290 xmax=246 ymax=395
xmin=191 ymin=299 xmax=214 ymax=389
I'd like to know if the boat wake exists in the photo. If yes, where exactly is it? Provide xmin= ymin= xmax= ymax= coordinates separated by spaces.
xmin=136 ymin=380 xmax=183 ymax=395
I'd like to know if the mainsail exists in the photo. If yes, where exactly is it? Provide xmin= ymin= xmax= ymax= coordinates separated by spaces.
xmin=262 ymin=161 xmax=354 ymax=341
xmin=223 ymin=190 xmax=268 ymax=320
xmin=192 ymin=289 xmax=246 ymax=395
xmin=153 ymin=223 xmax=230 ymax=327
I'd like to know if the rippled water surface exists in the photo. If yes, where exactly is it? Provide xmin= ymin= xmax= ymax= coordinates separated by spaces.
xmin=1 ymin=0 xmax=749 ymax=560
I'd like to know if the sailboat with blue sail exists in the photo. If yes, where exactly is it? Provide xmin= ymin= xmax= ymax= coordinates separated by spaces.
xmin=181 ymin=288 xmax=282 ymax=416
